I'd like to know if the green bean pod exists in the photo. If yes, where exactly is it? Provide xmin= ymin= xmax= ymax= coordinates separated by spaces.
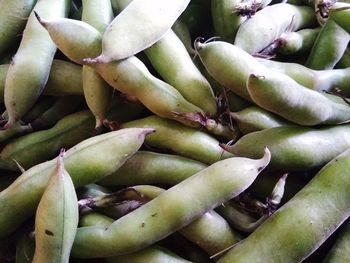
xmin=0 ymin=0 xmax=37 ymax=55
xmin=32 ymin=152 xmax=78 ymax=263
xmin=71 ymin=149 xmax=270 ymax=258
xmin=99 ymin=151 xmax=207 ymax=186
xmin=329 ymin=2 xmax=350 ymax=34
xmin=230 ymin=106 xmax=291 ymax=134
xmin=0 ymin=123 xmax=33 ymax=144
xmin=217 ymin=149 xmax=350 ymax=263
xmin=30 ymin=95 xmax=84 ymax=129
xmin=82 ymin=0 xmax=114 ymax=129
xmin=89 ymin=0 xmax=191 ymax=62
xmin=172 ymin=19 xmax=195 ymax=55
xmin=4 ymin=0 xmax=71 ymax=127
xmin=0 ymin=110 xmax=95 ymax=171
xmin=15 ymin=233 xmax=35 ymax=263
xmin=0 ymin=127 xmax=154 ymax=238
xmin=323 ymin=221 xmax=350 ymax=263
xmin=225 ymin=124 xmax=350 ymax=171
xmin=121 ymin=115 xmax=233 ymax=164
xmin=37 ymin=17 xmax=205 ymax=128
xmin=247 ymin=71 xmax=350 ymax=126
xmin=336 ymin=48 xmax=350 ymax=68
xmin=211 ymin=0 xmax=245 ymax=42
xmin=234 ymin=3 xmax=316 ymax=54
xmin=306 ymin=18 xmax=350 ymax=70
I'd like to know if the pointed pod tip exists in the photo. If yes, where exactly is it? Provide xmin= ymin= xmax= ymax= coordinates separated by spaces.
xmin=34 ymin=11 xmax=48 ymax=28
xmin=261 ymin=146 xmax=271 ymax=166
xmin=56 ymin=149 xmax=66 ymax=172
xmin=82 ymin=54 xmax=111 ymax=64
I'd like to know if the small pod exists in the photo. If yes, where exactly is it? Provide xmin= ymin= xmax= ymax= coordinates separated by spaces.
xmin=0 ymin=127 xmax=154 ymax=238
xmin=88 ymin=0 xmax=191 ymax=62
xmin=71 ymin=149 xmax=270 ymax=258
xmin=121 ymin=115 xmax=233 ymax=164
xmin=247 ymin=71 xmax=350 ymax=126
xmin=99 ymin=151 xmax=207 ymax=186
xmin=225 ymin=124 xmax=350 ymax=171
xmin=33 ymin=152 xmax=78 ymax=263
xmin=217 ymin=149 xmax=350 ymax=263
xmin=234 ymin=3 xmax=316 ymax=54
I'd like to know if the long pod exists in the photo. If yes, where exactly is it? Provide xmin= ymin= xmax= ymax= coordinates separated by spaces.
xmin=0 ymin=110 xmax=95 ymax=171
xmin=37 ymin=17 xmax=205 ymax=128
xmin=82 ymin=0 xmax=114 ymax=128
xmin=121 ymin=115 xmax=233 ymax=164
xmin=71 ymin=149 xmax=270 ymax=257
xmin=234 ymin=3 xmax=316 ymax=54
xmin=0 ymin=0 xmax=37 ymax=55
xmin=217 ymin=149 xmax=350 ymax=263
xmin=247 ymin=71 xmax=350 ymax=126
xmin=88 ymin=0 xmax=191 ymax=62
xmin=4 ymin=0 xmax=71 ymax=126
xmin=32 ymin=152 xmax=78 ymax=263
xmin=225 ymin=124 xmax=350 ymax=171
xmin=0 ymin=127 xmax=154 ymax=238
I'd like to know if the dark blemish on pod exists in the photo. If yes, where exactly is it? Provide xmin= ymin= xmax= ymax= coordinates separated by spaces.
xmin=45 ymin=229 xmax=54 ymax=236
xmin=141 ymin=222 xmax=145 ymax=227
xmin=151 ymin=213 xmax=157 ymax=217
xmin=257 ymin=166 xmax=264 ymax=172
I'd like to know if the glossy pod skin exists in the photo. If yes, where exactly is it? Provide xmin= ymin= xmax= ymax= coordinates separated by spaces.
xmin=230 ymin=106 xmax=291 ymax=134
xmin=90 ymin=0 xmax=191 ymax=62
xmin=99 ymin=151 xmax=207 ymax=186
xmin=234 ymin=3 xmax=316 ymax=54
xmin=0 ymin=60 xmax=83 ymax=100
xmin=82 ymin=0 xmax=114 ymax=128
xmin=121 ymin=115 xmax=233 ymax=164
xmin=4 ymin=0 xmax=71 ymax=126
xmin=247 ymin=71 xmax=350 ymax=126
xmin=0 ymin=110 xmax=95 ymax=171
xmin=323 ymin=221 xmax=350 ymax=263
xmin=71 ymin=149 xmax=270 ymax=258
xmin=225 ymin=124 xmax=350 ymax=171
xmin=217 ymin=149 xmax=350 ymax=263
xmin=38 ymin=17 xmax=205 ymax=128
xmin=329 ymin=2 xmax=350 ymax=34
xmin=0 ymin=127 xmax=154 ymax=238
xmin=306 ymin=18 xmax=350 ymax=70
xmin=33 ymin=153 xmax=78 ymax=263
xmin=0 ymin=0 xmax=36 ymax=55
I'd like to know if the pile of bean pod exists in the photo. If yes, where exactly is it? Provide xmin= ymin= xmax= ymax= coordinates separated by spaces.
xmin=1 ymin=0 xmax=350 ymax=262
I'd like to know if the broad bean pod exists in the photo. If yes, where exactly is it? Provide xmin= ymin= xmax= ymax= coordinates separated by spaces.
xmin=234 ymin=3 xmax=316 ymax=54
xmin=247 ymin=71 xmax=350 ymax=126
xmin=33 ymin=152 xmax=78 ymax=263
xmin=71 ymin=149 xmax=270 ymax=258
xmin=218 ymin=149 xmax=350 ymax=263
xmin=0 ymin=127 xmax=154 ymax=238
xmin=37 ymin=17 xmax=205 ymax=128
xmin=121 ymin=115 xmax=233 ymax=164
xmin=4 ymin=0 xmax=71 ymax=126
xmin=225 ymin=124 xmax=350 ymax=171
xmin=329 ymin=2 xmax=350 ymax=34
xmin=90 ymin=0 xmax=191 ymax=62
xmin=0 ymin=110 xmax=95 ymax=171
xmin=0 ymin=0 xmax=36 ymax=55
xmin=99 ymin=151 xmax=207 ymax=186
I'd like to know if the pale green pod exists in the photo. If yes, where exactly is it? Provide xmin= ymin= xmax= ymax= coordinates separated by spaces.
xmin=99 ymin=151 xmax=207 ymax=186
xmin=0 ymin=110 xmax=95 ymax=171
xmin=323 ymin=221 xmax=350 ymax=263
xmin=33 ymin=152 xmax=78 ymax=263
xmin=89 ymin=0 xmax=191 ymax=62
xmin=211 ymin=0 xmax=245 ymax=42
xmin=247 ymin=71 xmax=350 ymax=126
xmin=121 ymin=115 xmax=233 ymax=164
xmin=71 ymin=149 xmax=271 ymax=258
xmin=329 ymin=2 xmax=350 ymax=34
xmin=172 ymin=19 xmax=195 ymax=55
xmin=234 ymin=3 xmax=316 ymax=54
xmin=0 ymin=127 xmax=154 ymax=238
xmin=82 ymin=0 xmax=114 ymax=128
xmin=0 ymin=0 xmax=37 ymax=55
xmin=38 ymin=17 xmax=205 ymax=128
xmin=230 ymin=106 xmax=291 ymax=134
xmin=4 ymin=0 xmax=71 ymax=126
xmin=217 ymin=149 xmax=350 ymax=263
xmin=306 ymin=18 xmax=350 ymax=70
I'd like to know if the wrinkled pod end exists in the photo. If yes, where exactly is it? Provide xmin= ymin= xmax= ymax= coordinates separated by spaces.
xmin=34 ymin=11 xmax=49 ymax=28
xmin=82 ymin=54 xmax=111 ymax=64
xmin=56 ymin=148 xmax=66 ymax=174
